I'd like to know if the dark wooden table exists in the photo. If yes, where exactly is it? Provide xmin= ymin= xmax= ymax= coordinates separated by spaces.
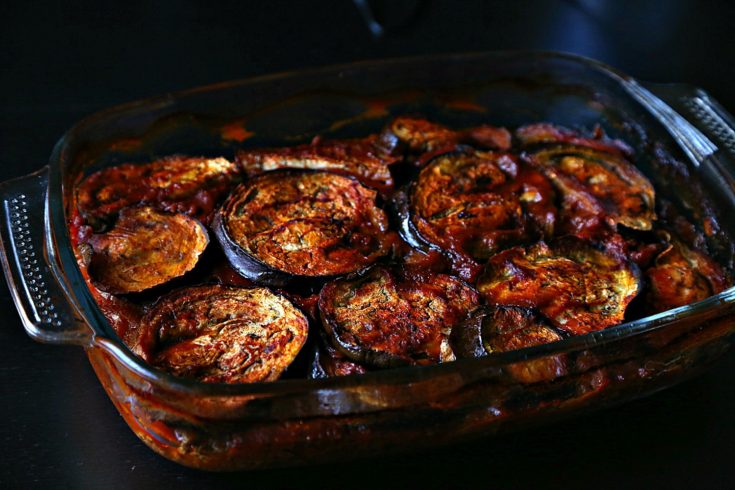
xmin=2 ymin=1 xmax=734 ymax=487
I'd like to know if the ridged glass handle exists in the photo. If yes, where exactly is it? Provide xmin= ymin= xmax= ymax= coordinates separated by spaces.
xmin=678 ymin=89 xmax=735 ymax=161
xmin=624 ymin=80 xmax=718 ymax=166
xmin=643 ymin=82 xmax=735 ymax=171
xmin=0 ymin=167 xmax=91 ymax=345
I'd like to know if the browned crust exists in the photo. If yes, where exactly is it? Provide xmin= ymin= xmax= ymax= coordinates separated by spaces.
xmin=88 ymin=207 xmax=209 ymax=294
xmin=319 ymin=266 xmax=480 ymax=367
xmin=218 ymin=171 xmax=391 ymax=278
xmin=68 ymin=118 xmax=732 ymax=387
xmin=477 ymin=237 xmax=641 ymax=335
xmin=135 ymin=285 xmax=309 ymax=383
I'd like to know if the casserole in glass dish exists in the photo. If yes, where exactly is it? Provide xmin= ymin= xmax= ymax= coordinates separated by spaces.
xmin=1 ymin=51 xmax=734 ymax=470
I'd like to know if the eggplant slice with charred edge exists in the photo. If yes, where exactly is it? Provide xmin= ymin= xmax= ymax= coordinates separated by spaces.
xmin=319 ymin=265 xmax=480 ymax=367
xmin=69 ymin=119 xmax=733 ymax=386
xmin=477 ymin=237 xmax=641 ymax=335
xmin=646 ymin=240 xmax=729 ymax=313
xmin=452 ymin=306 xmax=567 ymax=383
xmin=77 ymin=155 xmax=240 ymax=227
xmin=515 ymin=123 xmax=633 ymax=156
xmin=214 ymin=170 xmax=392 ymax=286
xmin=379 ymin=116 xmax=512 ymax=155
xmin=309 ymin=332 xmax=369 ymax=379
xmin=236 ymin=135 xmax=399 ymax=192
xmin=397 ymin=149 xmax=556 ymax=279
xmin=525 ymin=144 xmax=655 ymax=236
xmin=134 ymin=285 xmax=308 ymax=383
xmin=88 ymin=207 xmax=209 ymax=294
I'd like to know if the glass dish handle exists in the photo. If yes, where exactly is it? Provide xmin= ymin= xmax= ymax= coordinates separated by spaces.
xmin=643 ymin=82 xmax=735 ymax=169
xmin=0 ymin=167 xmax=91 ymax=346
xmin=677 ymin=88 xmax=735 ymax=161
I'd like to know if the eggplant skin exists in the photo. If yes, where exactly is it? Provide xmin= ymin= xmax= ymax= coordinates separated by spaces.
xmin=379 ymin=116 xmax=512 ymax=155
xmin=212 ymin=212 xmax=294 ymax=288
xmin=308 ymin=335 xmax=369 ymax=379
xmin=391 ymin=187 xmax=436 ymax=254
xmin=88 ymin=207 xmax=209 ymax=294
xmin=526 ymin=144 xmax=656 ymax=235
xmin=645 ymin=240 xmax=729 ymax=313
xmin=319 ymin=265 xmax=480 ymax=368
xmin=448 ymin=309 xmax=486 ymax=359
xmin=215 ymin=171 xmax=392 ymax=284
xmin=404 ymin=149 xmax=557 ymax=269
xmin=235 ymin=135 xmax=399 ymax=192
xmin=477 ymin=237 xmax=641 ymax=335
xmin=76 ymin=156 xmax=240 ymax=227
xmin=134 ymin=285 xmax=308 ymax=384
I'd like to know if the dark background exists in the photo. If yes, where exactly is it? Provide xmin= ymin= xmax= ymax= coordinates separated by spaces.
xmin=2 ymin=0 xmax=734 ymax=488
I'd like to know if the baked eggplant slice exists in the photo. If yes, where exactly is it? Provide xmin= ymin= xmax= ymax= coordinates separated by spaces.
xmin=77 ymin=155 xmax=239 ymax=226
xmin=515 ymin=123 xmax=633 ymax=156
xmin=482 ymin=307 xmax=563 ymax=355
xmin=214 ymin=170 xmax=392 ymax=286
xmin=236 ymin=136 xmax=399 ymax=192
xmin=319 ymin=265 xmax=480 ymax=367
xmin=453 ymin=307 xmax=566 ymax=383
xmin=134 ymin=285 xmax=309 ymax=383
xmin=398 ymin=149 xmax=556 ymax=277
xmin=526 ymin=145 xmax=655 ymax=234
xmin=88 ymin=207 xmax=209 ymax=294
xmin=477 ymin=237 xmax=641 ymax=335
xmin=379 ymin=116 xmax=512 ymax=155
xmin=646 ymin=240 xmax=729 ymax=313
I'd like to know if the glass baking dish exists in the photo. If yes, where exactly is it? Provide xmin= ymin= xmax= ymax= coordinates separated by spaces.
xmin=1 ymin=51 xmax=734 ymax=471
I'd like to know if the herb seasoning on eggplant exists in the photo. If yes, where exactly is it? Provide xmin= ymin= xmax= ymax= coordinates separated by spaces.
xmin=319 ymin=265 xmax=480 ymax=367
xmin=69 ymin=117 xmax=731 ymax=384
xmin=214 ymin=170 xmax=393 ymax=286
